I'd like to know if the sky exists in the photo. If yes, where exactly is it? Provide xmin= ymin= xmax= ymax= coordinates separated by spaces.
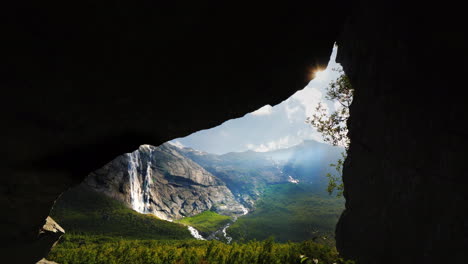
xmin=170 ymin=46 xmax=343 ymax=154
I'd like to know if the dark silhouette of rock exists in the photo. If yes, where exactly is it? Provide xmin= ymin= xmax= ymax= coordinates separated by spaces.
xmin=2 ymin=1 xmax=347 ymax=262
xmin=335 ymin=1 xmax=468 ymax=263
xmin=2 ymin=0 xmax=468 ymax=263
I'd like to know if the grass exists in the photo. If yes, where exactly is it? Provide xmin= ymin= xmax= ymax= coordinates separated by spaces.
xmin=228 ymin=183 xmax=344 ymax=245
xmin=48 ymin=234 xmax=355 ymax=264
xmin=47 ymin=182 xmax=354 ymax=264
xmin=175 ymin=211 xmax=232 ymax=236
xmin=50 ymin=184 xmax=193 ymax=240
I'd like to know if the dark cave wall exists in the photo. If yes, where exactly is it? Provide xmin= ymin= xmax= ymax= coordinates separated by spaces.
xmin=1 ymin=1 xmax=349 ymax=263
xmin=3 ymin=1 xmax=468 ymax=263
xmin=336 ymin=1 xmax=468 ymax=263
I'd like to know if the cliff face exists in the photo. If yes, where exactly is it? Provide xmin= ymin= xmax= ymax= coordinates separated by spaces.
xmin=85 ymin=144 xmax=246 ymax=220
xmin=336 ymin=2 xmax=468 ymax=264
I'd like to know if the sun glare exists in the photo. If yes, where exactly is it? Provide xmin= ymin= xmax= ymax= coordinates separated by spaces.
xmin=314 ymin=70 xmax=325 ymax=81
xmin=308 ymin=67 xmax=326 ymax=81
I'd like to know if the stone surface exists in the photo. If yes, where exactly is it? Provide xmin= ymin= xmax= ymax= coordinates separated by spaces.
xmin=85 ymin=143 xmax=246 ymax=219
xmin=335 ymin=1 xmax=468 ymax=263
xmin=5 ymin=217 xmax=64 ymax=264
xmin=36 ymin=258 xmax=59 ymax=264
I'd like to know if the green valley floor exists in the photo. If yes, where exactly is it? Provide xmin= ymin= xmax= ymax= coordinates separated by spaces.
xmin=47 ymin=184 xmax=352 ymax=264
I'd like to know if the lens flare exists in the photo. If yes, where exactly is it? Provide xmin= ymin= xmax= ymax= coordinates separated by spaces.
xmin=314 ymin=70 xmax=325 ymax=81
xmin=307 ymin=67 xmax=326 ymax=81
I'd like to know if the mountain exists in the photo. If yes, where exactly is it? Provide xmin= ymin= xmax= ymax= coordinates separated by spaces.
xmin=178 ymin=140 xmax=343 ymax=207
xmin=56 ymin=139 xmax=343 ymax=242
xmin=265 ymin=140 xmax=344 ymax=183
xmin=84 ymin=143 xmax=246 ymax=221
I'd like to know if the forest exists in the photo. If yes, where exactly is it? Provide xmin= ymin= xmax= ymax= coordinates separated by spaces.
xmin=49 ymin=235 xmax=355 ymax=264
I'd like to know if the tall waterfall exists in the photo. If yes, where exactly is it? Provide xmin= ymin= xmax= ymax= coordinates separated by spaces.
xmin=128 ymin=151 xmax=146 ymax=213
xmin=127 ymin=146 xmax=154 ymax=214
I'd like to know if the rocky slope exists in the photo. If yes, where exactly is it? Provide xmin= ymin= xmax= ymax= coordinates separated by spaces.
xmin=84 ymin=143 xmax=246 ymax=220
xmin=83 ymin=140 xmax=341 ymax=222
xmin=179 ymin=140 xmax=343 ymax=207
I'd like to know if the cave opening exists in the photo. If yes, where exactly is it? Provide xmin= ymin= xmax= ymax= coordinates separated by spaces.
xmin=43 ymin=46 xmax=354 ymax=264
xmin=5 ymin=1 xmax=467 ymax=263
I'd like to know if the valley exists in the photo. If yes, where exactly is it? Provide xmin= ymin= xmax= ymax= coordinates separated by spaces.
xmin=47 ymin=140 xmax=348 ymax=263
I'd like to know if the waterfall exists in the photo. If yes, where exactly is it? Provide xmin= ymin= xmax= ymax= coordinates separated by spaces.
xmin=188 ymin=226 xmax=206 ymax=240
xmin=127 ymin=146 xmax=154 ymax=214
xmin=128 ymin=151 xmax=146 ymax=213
xmin=142 ymin=160 xmax=153 ymax=211
xmin=241 ymin=205 xmax=249 ymax=215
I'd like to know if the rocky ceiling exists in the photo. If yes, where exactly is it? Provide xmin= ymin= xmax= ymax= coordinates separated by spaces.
xmin=2 ymin=0 xmax=467 ymax=263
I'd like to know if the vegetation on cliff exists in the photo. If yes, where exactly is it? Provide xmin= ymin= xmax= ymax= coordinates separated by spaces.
xmin=307 ymin=70 xmax=353 ymax=196
xmin=51 ymin=185 xmax=192 ymax=240
xmin=228 ymin=183 xmax=344 ymax=245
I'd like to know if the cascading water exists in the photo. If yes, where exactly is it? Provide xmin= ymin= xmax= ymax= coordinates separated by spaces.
xmin=126 ymin=145 xmax=249 ymax=242
xmin=222 ymin=224 xmax=233 ymax=244
xmin=128 ymin=151 xmax=146 ymax=213
xmin=142 ymin=148 xmax=154 ymax=213
xmin=127 ymin=146 xmax=154 ymax=214
xmin=188 ymin=226 xmax=206 ymax=240
xmin=217 ymin=205 xmax=249 ymax=244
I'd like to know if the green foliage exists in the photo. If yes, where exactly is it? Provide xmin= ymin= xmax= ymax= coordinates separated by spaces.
xmin=228 ymin=183 xmax=344 ymax=245
xmin=50 ymin=185 xmax=193 ymax=240
xmin=306 ymin=69 xmax=352 ymax=150
xmin=326 ymin=152 xmax=346 ymax=197
xmin=48 ymin=182 xmax=355 ymax=264
xmin=48 ymin=234 xmax=354 ymax=264
xmin=175 ymin=211 xmax=232 ymax=235
xmin=306 ymin=69 xmax=353 ymax=197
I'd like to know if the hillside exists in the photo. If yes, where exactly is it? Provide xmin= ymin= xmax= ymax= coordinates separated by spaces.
xmin=51 ymin=184 xmax=193 ymax=240
xmin=228 ymin=183 xmax=344 ymax=245
xmin=52 ymin=140 xmax=344 ymax=243
xmin=175 ymin=211 xmax=232 ymax=237
xmin=47 ymin=183 xmax=350 ymax=264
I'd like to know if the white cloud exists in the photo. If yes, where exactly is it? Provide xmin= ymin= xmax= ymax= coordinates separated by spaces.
xmin=290 ymin=87 xmax=323 ymax=118
xmin=296 ymin=128 xmax=325 ymax=143
xmin=284 ymin=102 xmax=302 ymax=122
xmin=173 ymin=46 xmax=344 ymax=154
xmin=246 ymin=136 xmax=294 ymax=152
xmin=250 ymin=105 xmax=273 ymax=116
xmin=334 ymin=101 xmax=342 ymax=111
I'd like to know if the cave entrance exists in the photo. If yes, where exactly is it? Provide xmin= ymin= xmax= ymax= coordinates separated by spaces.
xmin=46 ymin=46 xmax=351 ymax=264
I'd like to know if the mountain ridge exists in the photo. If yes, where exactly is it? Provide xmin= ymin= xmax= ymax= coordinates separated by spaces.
xmin=177 ymin=140 xmax=343 ymax=207
xmin=80 ymin=139 xmax=342 ymax=224
xmin=84 ymin=143 xmax=246 ymax=221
